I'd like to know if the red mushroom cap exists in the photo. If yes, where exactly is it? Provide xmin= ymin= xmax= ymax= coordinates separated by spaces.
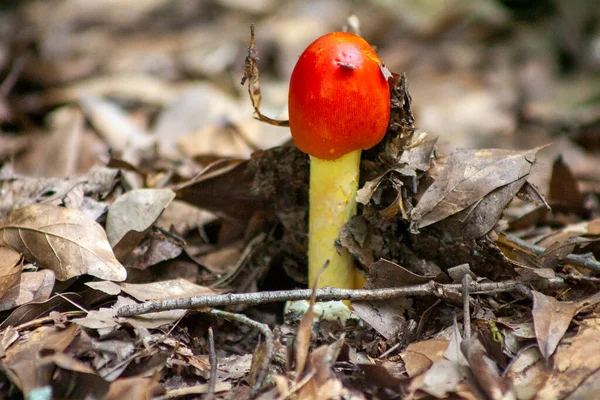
xmin=288 ymin=32 xmax=390 ymax=160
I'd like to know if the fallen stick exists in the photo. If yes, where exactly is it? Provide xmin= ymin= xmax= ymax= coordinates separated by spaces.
xmin=116 ymin=278 xmax=565 ymax=318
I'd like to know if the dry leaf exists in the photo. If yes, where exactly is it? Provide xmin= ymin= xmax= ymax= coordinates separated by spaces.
xmin=20 ymin=106 xmax=84 ymax=178
xmin=2 ymin=324 xmax=80 ymax=396
xmin=531 ymin=290 xmax=577 ymax=362
xmin=400 ymin=339 xmax=449 ymax=377
xmin=353 ymin=259 xmax=440 ymax=340
xmin=175 ymin=158 xmax=265 ymax=221
xmin=0 ymin=165 xmax=120 ymax=221
xmin=411 ymin=147 xmax=541 ymax=229
xmin=118 ymin=279 xmax=216 ymax=302
xmin=105 ymin=375 xmax=165 ymax=400
xmin=462 ymin=337 xmax=516 ymax=400
xmin=548 ymin=155 xmax=585 ymax=215
xmin=505 ymin=346 xmax=544 ymax=400
xmin=0 ymin=246 xmax=24 ymax=297
xmin=80 ymin=94 xmax=155 ymax=157
xmin=535 ymin=321 xmax=600 ymax=399
xmin=0 ymin=204 xmax=126 ymax=281
xmin=106 ymin=188 xmax=175 ymax=259
xmin=0 ymin=270 xmax=56 ymax=312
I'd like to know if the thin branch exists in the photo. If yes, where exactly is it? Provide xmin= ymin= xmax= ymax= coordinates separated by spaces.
xmin=12 ymin=311 xmax=86 ymax=332
xmin=208 ymin=309 xmax=274 ymax=398
xmin=462 ymin=274 xmax=472 ymax=341
xmin=116 ymin=279 xmax=563 ymax=318
xmin=206 ymin=327 xmax=217 ymax=400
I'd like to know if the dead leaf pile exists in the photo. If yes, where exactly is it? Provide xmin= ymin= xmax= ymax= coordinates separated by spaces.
xmin=0 ymin=1 xmax=599 ymax=399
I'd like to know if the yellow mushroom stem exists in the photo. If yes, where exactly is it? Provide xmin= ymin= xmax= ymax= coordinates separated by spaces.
xmin=308 ymin=149 xmax=361 ymax=289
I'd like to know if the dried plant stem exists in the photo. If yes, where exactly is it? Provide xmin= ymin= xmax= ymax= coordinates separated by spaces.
xmin=206 ymin=327 xmax=217 ymax=400
xmin=117 ymin=279 xmax=564 ymax=318
xmin=462 ymin=274 xmax=472 ymax=341
xmin=208 ymin=309 xmax=274 ymax=398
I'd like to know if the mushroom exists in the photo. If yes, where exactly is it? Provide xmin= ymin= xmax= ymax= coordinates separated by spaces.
xmin=288 ymin=32 xmax=390 ymax=290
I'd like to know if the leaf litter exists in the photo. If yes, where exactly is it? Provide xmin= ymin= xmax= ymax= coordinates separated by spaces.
xmin=0 ymin=2 xmax=600 ymax=399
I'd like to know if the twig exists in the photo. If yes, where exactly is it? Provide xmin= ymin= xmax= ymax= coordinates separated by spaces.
xmin=462 ymin=275 xmax=472 ymax=341
xmin=207 ymin=327 xmax=217 ymax=400
xmin=378 ymin=342 xmax=402 ymax=359
xmin=117 ymin=279 xmax=562 ymax=318
xmin=501 ymin=233 xmax=600 ymax=273
xmin=10 ymin=311 xmax=86 ymax=332
xmin=208 ymin=309 xmax=273 ymax=398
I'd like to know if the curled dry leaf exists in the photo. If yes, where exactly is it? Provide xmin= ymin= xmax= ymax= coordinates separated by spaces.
xmin=0 ymin=204 xmax=126 ymax=281
xmin=0 ymin=246 xmax=24 ymax=297
xmin=411 ymin=147 xmax=542 ymax=229
xmin=106 ymin=188 xmax=176 ymax=259
xmin=241 ymin=24 xmax=288 ymax=128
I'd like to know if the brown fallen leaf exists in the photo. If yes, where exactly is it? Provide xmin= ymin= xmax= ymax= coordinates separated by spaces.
xmin=0 ymin=204 xmax=126 ymax=281
xmin=505 ymin=346 xmax=545 ymax=400
xmin=105 ymin=375 xmax=165 ymax=400
xmin=400 ymin=339 xmax=449 ymax=377
xmin=298 ymin=338 xmax=358 ymax=400
xmin=411 ymin=147 xmax=542 ymax=229
xmin=0 ymin=246 xmax=23 ymax=297
xmin=73 ymin=296 xmax=185 ymax=331
xmin=538 ymin=236 xmax=595 ymax=270
xmin=531 ymin=291 xmax=577 ymax=363
xmin=0 ymin=270 xmax=55 ymax=312
xmin=0 ymin=165 xmax=120 ymax=221
xmin=216 ymin=354 xmax=253 ymax=382
xmin=79 ymin=94 xmax=155 ymax=157
xmin=87 ymin=278 xmax=217 ymax=302
xmin=119 ymin=233 xmax=183 ymax=270
xmin=353 ymin=259 xmax=444 ymax=340
xmin=462 ymin=337 xmax=516 ymax=400
xmin=535 ymin=321 xmax=600 ymax=399
xmin=105 ymin=188 xmax=176 ymax=259
xmin=2 ymin=324 xmax=80 ymax=396
xmin=174 ymin=158 xmax=265 ymax=222
xmin=548 ymin=155 xmax=585 ymax=215
xmin=155 ymin=383 xmax=232 ymax=399
xmin=19 ymin=106 xmax=84 ymax=178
